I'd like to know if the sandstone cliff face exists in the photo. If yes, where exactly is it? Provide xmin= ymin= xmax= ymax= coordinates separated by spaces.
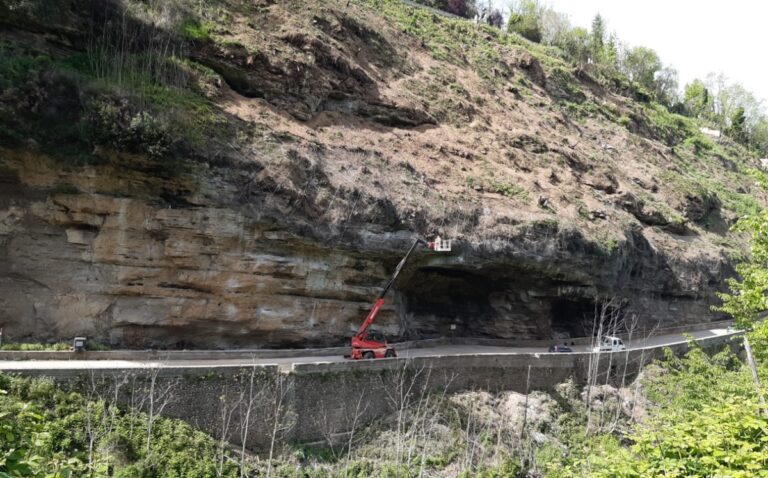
xmin=0 ymin=148 xmax=732 ymax=348
xmin=0 ymin=0 xmax=756 ymax=347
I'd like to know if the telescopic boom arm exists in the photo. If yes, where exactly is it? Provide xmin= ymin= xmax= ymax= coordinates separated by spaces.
xmin=355 ymin=238 xmax=427 ymax=339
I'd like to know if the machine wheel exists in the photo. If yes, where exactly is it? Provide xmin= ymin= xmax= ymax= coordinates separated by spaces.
xmin=385 ymin=349 xmax=396 ymax=358
xmin=362 ymin=351 xmax=375 ymax=359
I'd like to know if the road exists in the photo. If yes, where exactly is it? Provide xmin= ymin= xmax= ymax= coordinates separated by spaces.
xmin=0 ymin=327 xmax=738 ymax=371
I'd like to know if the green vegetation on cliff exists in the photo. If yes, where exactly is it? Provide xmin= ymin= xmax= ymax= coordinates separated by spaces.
xmin=428 ymin=0 xmax=768 ymax=155
xmin=717 ymin=191 xmax=768 ymax=330
xmin=1 ymin=0 xmax=763 ymax=240
xmin=0 ymin=1 xmax=238 ymax=169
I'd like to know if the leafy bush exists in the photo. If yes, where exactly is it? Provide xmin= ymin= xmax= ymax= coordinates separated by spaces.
xmin=181 ymin=18 xmax=215 ymax=42
xmin=643 ymin=103 xmax=696 ymax=146
xmin=0 ymin=49 xmax=53 ymax=90
xmin=507 ymin=0 xmax=543 ymax=43
xmin=545 ymin=345 xmax=768 ymax=477
xmin=447 ymin=0 xmax=476 ymax=18
xmin=631 ymin=395 xmax=768 ymax=477
xmin=683 ymin=134 xmax=715 ymax=155
xmin=85 ymin=100 xmax=172 ymax=158
xmin=460 ymin=457 xmax=522 ymax=477
xmin=486 ymin=9 xmax=504 ymax=28
xmin=491 ymin=182 xmax=529 ymax=200
xmin=618 ymin=116 xmax=631 ymax=128
xmin=0 ymin=374 xmax=244 ymax=477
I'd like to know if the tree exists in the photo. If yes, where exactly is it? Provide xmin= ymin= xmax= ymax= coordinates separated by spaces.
xmin=620 ymin=46 xmax=661 ymax=90
xmin=445 ymin=0 xmax=477 ymax=18
xmin=539 ymin=7 xmax=571 ymax=45
xmin=590 ymin=14 xmax=605 ymax=59
xmin=653 ymin=66 xmax=680 ymax=108
xmin=556 ymin=27 xmax=591 ymax=67
xmin=729 ymin=106 xmax=748 ymax=143
xmin=507 ymin=0 xmax=543 ymax=43
xmin=705 ymin=72 xmax=730 ymax=129
xmin=704 ymin=73 xmax=767 ymax=145
xmin=683 ymin=79 xmax=711 ymax=119
xmin=716 ymin=207 xmax=768 ymax=329
xmin=603 ymin=33 xmax=619 ymax=69
xmin=487 ymin=8 xmax=503 ymax=28
xmin=752 ymin=117 xmax=768 ymax=154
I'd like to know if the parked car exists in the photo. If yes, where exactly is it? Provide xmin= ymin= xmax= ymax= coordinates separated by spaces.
xmin=592 ymin=336 xmax=626 ymax=353
xmin=548 ymin=344 xmax=573 ymax=353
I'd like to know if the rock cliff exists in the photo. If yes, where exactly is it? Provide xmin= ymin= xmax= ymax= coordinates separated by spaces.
xmin=0 ymin=0 xmax=761 ymax=347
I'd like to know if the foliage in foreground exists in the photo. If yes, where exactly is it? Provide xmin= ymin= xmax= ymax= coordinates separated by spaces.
xmin=0 ymin=374 xmax=243 ymax=477
xmin=717 ymin=206 xmax=768 ymax=329
xmin=548 ymin=346 xmax=768 ymax=478
xmin=4 ymin=342 xmax=768 ymax=477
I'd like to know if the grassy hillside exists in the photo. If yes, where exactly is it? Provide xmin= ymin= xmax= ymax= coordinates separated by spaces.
xmin=1 ymin=0 xmax=763 ymax=250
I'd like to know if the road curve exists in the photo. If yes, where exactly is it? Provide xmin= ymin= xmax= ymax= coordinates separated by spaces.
xmin=0 ymin=328 xmax=738 ymax=371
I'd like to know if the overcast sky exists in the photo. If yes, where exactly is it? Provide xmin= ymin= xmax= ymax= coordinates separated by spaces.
xmin=539 ymin=0 xmax=767 ymax=104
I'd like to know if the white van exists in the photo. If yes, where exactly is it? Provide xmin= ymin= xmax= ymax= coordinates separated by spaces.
xmin=592 ymin=336 xmax=626 ymax=353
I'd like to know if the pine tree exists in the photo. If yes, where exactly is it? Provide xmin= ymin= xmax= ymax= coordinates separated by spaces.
xmin=590 ymin=13 xmax=605 ymax=60
xmin=729 ymin=107 xmax=747 ymax=143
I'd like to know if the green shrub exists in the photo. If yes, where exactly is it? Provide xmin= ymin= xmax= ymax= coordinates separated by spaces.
xmin=491 ymin=182 xmax=529 ymax=200
xmin=643 ymin=103 xmax=696 ymax=146
xmin=0 ymin=49 xmax=53 ymax=89
xmin=0 ymin=374 xmax=244 ymax=477
xmin=545 ymin=346 xmax=768 ymax=477
xmin=85 ymin=101 xmax=171 ymax=158
xmin=342 ymin=459 xmax=375 ymax=478
xmin=181 ymin=18 xmax=215 ymax=42
xmin=618 ymin=115 xmax=631 ymax=128
xmin=683 ymin=134 xmax=715 ymax=155
xmin=461 ymin=457 xmax=522 ymax=477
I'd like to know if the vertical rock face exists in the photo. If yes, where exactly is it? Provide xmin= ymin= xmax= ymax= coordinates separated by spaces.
xmin=0 ymin=148 xmax=731 ymax=348
xmin=0 ymin=154 xmax=388 ymax=347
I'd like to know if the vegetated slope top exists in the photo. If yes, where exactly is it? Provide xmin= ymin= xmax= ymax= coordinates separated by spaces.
xmin=2 ymin=0 xmax=765 ymax=258
xmin=194 ymin=0 xmax=763 ymax=251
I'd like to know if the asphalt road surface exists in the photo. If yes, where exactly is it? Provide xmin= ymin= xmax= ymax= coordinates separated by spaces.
xmin=0 ymin=328 xmax=737 ymax=371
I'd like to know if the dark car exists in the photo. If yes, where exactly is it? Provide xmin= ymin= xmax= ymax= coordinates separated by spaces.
xmin=548 ymin=344 xmax=573 ymax=353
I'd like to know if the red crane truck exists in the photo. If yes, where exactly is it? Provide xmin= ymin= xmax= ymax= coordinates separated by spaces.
xmin=349 ymin=237 xmax=451 ymax=359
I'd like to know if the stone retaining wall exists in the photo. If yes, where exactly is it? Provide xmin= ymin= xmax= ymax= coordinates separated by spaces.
xmin=3 ymin=332 xmax=739 ymax=448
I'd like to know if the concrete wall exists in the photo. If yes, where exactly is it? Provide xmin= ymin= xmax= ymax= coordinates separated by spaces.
xmin=4 ymin=332 xmax=739 ymax=449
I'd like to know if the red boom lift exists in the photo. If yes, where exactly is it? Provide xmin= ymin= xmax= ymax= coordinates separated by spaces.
xmin=349 ymin=237 xmax=451 ymax=359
